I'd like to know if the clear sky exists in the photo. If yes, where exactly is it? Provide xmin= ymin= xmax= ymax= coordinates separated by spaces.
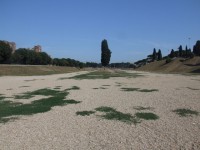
xmin=1 ymin=0 xmax=200 ymax=63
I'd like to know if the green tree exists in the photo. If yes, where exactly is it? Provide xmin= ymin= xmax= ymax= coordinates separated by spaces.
xmin=11 ymin=48 xmax=52 ymax=65
xmin=101 ymin=39 xmax=111 ymax=67
xmin=152 ymin=48 xmax=157 ymax=61
xmin=169 ymin=49 xmax=175 ymax=58
xmin=0 ymin=41 xmax=12 ymax=63
xmin=193 ymin=40 xmax=200 ymax=56
xmin=157 ymin=49 xmax=162 ymax=60
xmin=178 ymin=45 xmax=183 ymax=57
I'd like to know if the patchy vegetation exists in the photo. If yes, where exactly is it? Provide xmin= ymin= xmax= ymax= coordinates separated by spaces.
xmin=97 ymin=107 xmax=139 ymax=124
xmin=65 ymin=86 xmax=80 ymax=91
xmin=76 ymin=106 xmax=159 ymax=125
xmin=60 ymin=70 xmax=143 ymax=80
xmin=173 ymin=108 xmax=199 ymax=117
xmin=133 ymin=106 xmax=154 ymax=111
xmin=0 ymin=87 xmax=81 ymax=123
xmin=95 ymin=106 xmax=116 ymax=113
xmin=135 ymin=112 xmax=159 ymax=120
xmin=121 ymin=88 xmax=158 ymax=92
xmin=76 ymin=111 xmax=95 ymax=116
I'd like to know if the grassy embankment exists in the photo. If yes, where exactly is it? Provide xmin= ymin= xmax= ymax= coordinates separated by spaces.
xmin=0 ymin=65 xmax=83 ymax=76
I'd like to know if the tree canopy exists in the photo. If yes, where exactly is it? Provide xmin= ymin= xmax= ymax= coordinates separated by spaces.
xmin=101 ymin=39 xmax=111 ymax=67
xmin=0 ymin=41 xmax=12 ymax=64
xmin=193 ymin=40 xmax=200 ymax=56
xmin=157 ymin=49 xmax=162 ymax=60
xmin=11 ymin=48 xmax=52 ymax=65
xmin=152 ymin=48 xmax=157 ymax=61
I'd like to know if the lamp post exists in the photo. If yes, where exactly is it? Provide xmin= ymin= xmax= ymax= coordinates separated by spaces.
xmin=188 ymin=37 xmax=191 ymax=50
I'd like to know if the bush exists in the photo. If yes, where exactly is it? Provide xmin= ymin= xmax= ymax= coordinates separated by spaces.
xmin=189 ymin=52 xmax=195 ymax=59
xmin=166 ymin=57 xmax=172 ymax=64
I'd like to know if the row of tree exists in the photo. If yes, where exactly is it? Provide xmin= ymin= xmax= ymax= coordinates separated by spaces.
xmin=1 ymin=39 xmax=199 ymax=68
xmin=0 ymin=41 xmax=85 ymax=67
xmin=134 ymin=40 xmax=200 ymax=67
xmin=12 ymin=49 xmax=52 ymax=65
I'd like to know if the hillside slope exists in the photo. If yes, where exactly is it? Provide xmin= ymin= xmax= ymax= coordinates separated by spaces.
xmin=136 ymin=57 xmax=200 ymax=73
xmin=0 ymin=65 xmax=82 ymax=76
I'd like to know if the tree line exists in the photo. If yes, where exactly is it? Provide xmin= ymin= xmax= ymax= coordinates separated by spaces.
xmin=134 ymin=40 xmax=200 ymax=67
xmin=0 ymin=41 xmax=85 ymax=67
xmin=1 ymin=39 xmax=199 ymax=68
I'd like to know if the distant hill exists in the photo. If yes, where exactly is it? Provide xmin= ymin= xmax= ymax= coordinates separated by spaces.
xmin=136 ymin=56 xmax=200 ymax=74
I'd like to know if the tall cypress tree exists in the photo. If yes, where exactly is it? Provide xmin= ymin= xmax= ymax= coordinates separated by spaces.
xmin=178 ymin=45 xmax=183 ymax=57
xmin=158 ymin=49 xmax=162 ymax=60
xmin=152 ymin=48 xmax=157 ymax=61
xmin=170 ymin=49 xmax=175 ymax=58
xmin=101 ymin=39 xmax=111 ymax=67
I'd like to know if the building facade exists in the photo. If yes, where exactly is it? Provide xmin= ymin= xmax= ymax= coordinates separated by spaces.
xmin=33 ymin=45 xmax=42 ymax=53
xmin=1 ymin=40 xmax=16 ymax=54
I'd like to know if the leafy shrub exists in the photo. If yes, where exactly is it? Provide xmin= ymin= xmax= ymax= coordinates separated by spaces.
xmin=166 ymin=57 xmax=172 ymax=64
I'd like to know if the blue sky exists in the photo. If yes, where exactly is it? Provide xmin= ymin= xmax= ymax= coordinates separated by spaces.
xmin=1 ymin=0 xmax=200 ymax=63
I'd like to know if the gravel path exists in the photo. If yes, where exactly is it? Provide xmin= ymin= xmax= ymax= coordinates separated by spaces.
xmin=0 ymin=71 xmax=200 ymax=150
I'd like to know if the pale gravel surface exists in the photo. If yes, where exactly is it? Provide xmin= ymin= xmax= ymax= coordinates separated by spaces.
xmin=0 ymin=71 xmax=200 ymax=150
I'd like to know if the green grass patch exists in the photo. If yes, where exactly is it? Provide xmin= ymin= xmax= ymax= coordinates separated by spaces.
xmin=121 ymin=88 xmax=140 ymax=91
xmin=100 ymin=110 xmax=139 ymax=124
xmin=65 ymin=99 xmax=81 ymax=104
xmin=54 ymin=86 xmax=62 ymax=90
xmin=95 ymin=106 xmax=116 ymax=112
xmin=60 ymin=70 xmax=143 ymax=80
xmin=95 ymin=106 xmax=140 ymax=124
xmin=76 ymin=106 xmax=159 ymax=125
xmin=65 ymin=86 xmax=80 ymax=91
xmin=135 ymin=112 xmax=159 ymax=120
xmin=76 ymin=111 xmax=95 ymax=116
xmin=0 ymin=88 xmax=81 ymax=123
xmin=173 ymin=108 xmax=199 ymax=117
xmin=133 ymin=106 xmax=154 ymax=111
xmin=54 ymin=87 xmax=61 ymax=90
xmin=14 ymin=88 xmax=58 ymax=99
xmin=121 ymin=88 xmax=158 ymax=92
xmin=139 ymin=89 xmax=159 ymax=92
xmin=0 ymin=95 xmax=6 ymax=101
xmin=93 ymin=87 xmax=108 ymax=89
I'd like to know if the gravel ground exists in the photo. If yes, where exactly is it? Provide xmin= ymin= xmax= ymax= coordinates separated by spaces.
xmin=0 ymin=71 xmax=200 ymax=150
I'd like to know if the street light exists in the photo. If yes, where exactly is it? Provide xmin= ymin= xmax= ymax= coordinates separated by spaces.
xmin=188 ymin=37 xmax=191 ymax=50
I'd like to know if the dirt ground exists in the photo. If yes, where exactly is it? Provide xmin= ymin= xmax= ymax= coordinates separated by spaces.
xmin=0 ymin=71 xmax=199 ymax=150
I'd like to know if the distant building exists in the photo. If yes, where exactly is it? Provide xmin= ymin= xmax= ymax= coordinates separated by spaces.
xmin=33 ymin=45 xmax=42 ymax=52
xmin=1 ymin=40 xmax=16 ymax=54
